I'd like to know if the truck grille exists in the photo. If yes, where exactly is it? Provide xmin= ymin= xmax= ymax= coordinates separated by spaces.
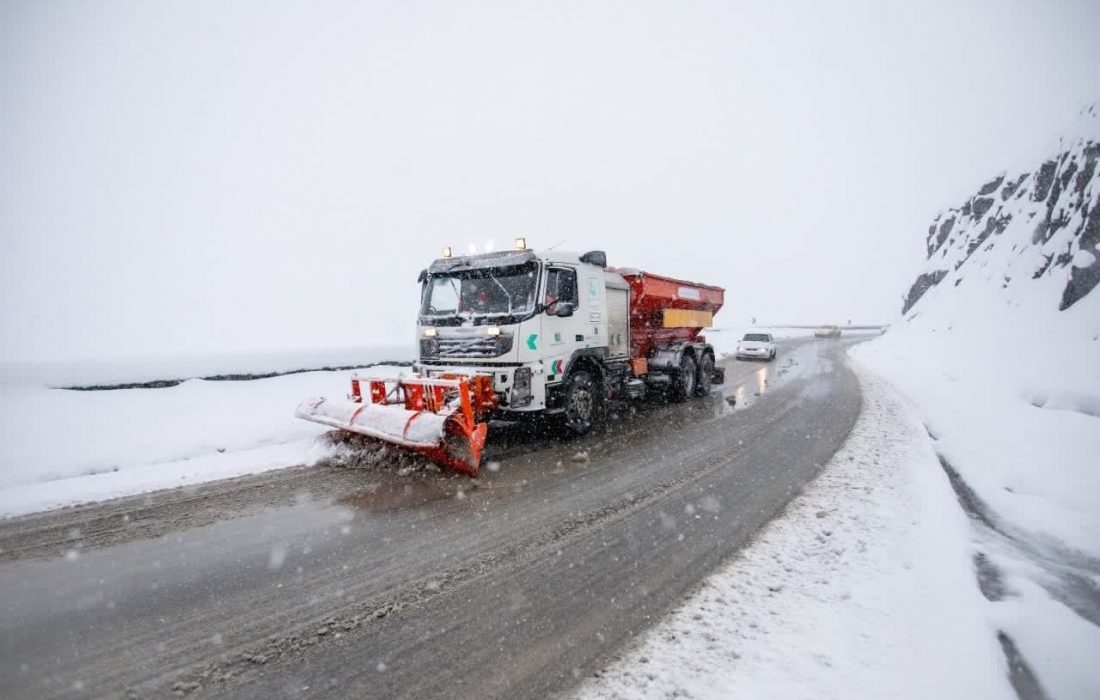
xmin=421 ymin=334 xmax=513 ymax=359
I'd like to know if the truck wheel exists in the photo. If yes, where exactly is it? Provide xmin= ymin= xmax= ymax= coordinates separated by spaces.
xmin=563 ymin=371 xmax=598 ymax=436
xmin=671 ymin=355 xmax=697 ymax=402
xmin=695 ymin=354 xmax=714 ymax=396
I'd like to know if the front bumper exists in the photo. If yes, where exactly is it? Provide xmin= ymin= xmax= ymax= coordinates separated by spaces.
xmin=414 ymin=361 xmax=539 ymax=409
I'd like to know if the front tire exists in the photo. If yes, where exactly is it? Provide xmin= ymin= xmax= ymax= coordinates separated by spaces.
xmin=563 ymin=371 xmax=598 ymax=436
xmin=671 ymin=355 xmax=697 ymax=402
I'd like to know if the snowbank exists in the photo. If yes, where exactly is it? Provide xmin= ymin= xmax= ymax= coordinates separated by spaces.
xmin=0 ymin=364 xmax=409 ymax=517
xmin=576 ymin=369 xmax=1011 ymax=699
xmin=855 ymin=103 xmax=1099 ymax=561
xmin=849 ymin=109 xmax=1100 ymax=699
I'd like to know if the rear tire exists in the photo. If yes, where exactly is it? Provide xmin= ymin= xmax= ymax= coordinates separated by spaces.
xmin=671 ymin=355 xmax=697 ymax=402
xmin=695 ymin=354 xmax=714 ymax=396
xmin=562 ymin=371 xmax=599 ymax=436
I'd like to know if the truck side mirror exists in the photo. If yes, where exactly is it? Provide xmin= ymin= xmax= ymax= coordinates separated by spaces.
xmin=417 ymin=269 xmax=428 ymax=284
xmin=555 ymin=302 xmax=576 ymax=318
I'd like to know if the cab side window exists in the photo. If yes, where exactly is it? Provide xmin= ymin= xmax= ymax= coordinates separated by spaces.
xmin=546 ymin=267 xmax=578 ymax=307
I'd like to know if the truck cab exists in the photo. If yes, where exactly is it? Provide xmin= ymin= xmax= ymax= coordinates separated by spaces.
xmin=415 ymin=247 xmax=621 ymax=417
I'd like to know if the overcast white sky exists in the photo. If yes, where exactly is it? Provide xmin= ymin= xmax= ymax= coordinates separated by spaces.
xmin=2 ymin=0 xmax=1098 ymax=362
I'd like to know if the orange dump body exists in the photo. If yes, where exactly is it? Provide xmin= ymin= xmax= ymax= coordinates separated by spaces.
xmin=610 ymin=269 xmax=725 ymax=361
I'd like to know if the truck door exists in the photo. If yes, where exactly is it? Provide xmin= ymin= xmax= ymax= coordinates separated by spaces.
xmin=541 ymin=265 xmax=585 ymax=383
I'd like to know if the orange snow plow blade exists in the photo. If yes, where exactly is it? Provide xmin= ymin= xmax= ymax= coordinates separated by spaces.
xmin=296 ymin=373 xmax=497 ymax=476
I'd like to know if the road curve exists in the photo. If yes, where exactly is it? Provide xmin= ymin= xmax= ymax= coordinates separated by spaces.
xmin=0 ymin=339 xmax=861 ymax=699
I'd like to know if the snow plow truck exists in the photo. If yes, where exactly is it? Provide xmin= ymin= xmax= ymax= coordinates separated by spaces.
xmin=296 ymin=240 xmax=724 ymax=476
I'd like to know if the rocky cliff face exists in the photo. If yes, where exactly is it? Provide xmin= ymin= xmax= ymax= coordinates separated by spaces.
xmin=903 ymin=105 xmax=1100 ymax=314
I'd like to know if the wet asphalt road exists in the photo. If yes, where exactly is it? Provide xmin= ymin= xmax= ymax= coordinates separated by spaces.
xmin=0 ymin=339 xmax=861 ymax=699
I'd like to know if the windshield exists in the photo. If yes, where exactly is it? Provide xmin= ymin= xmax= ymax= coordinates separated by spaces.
xmin=743 ymin=333 xmax=771 ymax=342
xmin=421 ymin=263 xmax=538 ymax=318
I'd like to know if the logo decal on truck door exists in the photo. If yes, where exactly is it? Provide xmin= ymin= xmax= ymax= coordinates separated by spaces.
xmin=526 ymin=333 xmax=538 ymax=350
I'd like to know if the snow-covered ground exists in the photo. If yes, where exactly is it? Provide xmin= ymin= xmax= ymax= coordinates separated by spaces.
xmin=852 ymin=110 xmax=1100 ymax=700
xmin=576 ymin=367 xmax=1013 ymax=700
xmin=0 ymin=358 xmax=410 ymax=517
xmin=581 ymin=107 xmax=1100 ymax=699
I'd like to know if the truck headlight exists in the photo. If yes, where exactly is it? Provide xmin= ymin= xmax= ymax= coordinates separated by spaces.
xmin=511 ymin=367 xmax=533 ymax=407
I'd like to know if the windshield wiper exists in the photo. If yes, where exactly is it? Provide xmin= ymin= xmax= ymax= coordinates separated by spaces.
xmin=487 ymin=273 xmax=514 ymax=315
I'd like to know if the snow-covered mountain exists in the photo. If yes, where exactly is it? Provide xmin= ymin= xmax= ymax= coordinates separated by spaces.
xmin=855 ymin=107 xmax=1100 ymax=699
xmin=903 ymin=104 xmax=1099 ymax=316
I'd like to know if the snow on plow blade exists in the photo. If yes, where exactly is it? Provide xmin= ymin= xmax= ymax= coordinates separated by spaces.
xmin=296 ymin=398 xmax=450 ymax=449
xmin=296 ymin=373 xmax=497 ymax=476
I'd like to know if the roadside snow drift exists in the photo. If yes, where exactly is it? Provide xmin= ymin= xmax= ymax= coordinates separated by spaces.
xmin=854 ymin=105 xmax=1100 ymax=699
xmin=577 ymin=371 xmax=1012 ymax=700
xmin=0 ymin=359 xmax=410 ymax=517
xmin=857 ymin=105 xmax=1100 ymax=558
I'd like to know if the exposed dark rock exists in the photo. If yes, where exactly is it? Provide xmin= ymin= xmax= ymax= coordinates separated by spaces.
xmin=1060 ymin=256 xmax=1100 ymax=310
xmin=1081 ymin=198 xmax=1099 ymax=251
xmin=1033 ymin=218 xmax=1050 ymax=244
xmin=931 ymin=216 xmax=955 ymax=256
xmin=1058 ymin=160 xmax=1078 ymax=194
xmin=967 ymin=213 xmax=1012 ymax=255
xmin=1001 ymin=173 xmax=1028 ymax=200
xmin=911 ymin=125 xmax=1098 ymax=315
xmin=1033 ymin=253 xmax=1054 ymax=279
xmin=1033 ymin=161 xmax=1071 ymax=245
xmin=1075 ymin=146 xmax=1097 ymax=198
xmin=1032 ymin=160 xmax=1058 ymax=202
xmin=903 ymin=270 xmax=947 ymax=314
xmin=1060 ymin=204 xmax=1100 ymax=310
xmin=978 ymin=175 xmax=1004 ymax=196
xmin=972 ymin=197 xmax=995 ymax=220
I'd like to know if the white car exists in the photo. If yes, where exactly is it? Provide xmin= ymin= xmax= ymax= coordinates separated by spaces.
xmin=735 ymin=332 xmax=777 ymax=361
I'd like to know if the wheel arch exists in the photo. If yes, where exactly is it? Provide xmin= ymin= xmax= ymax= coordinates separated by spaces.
xmin=562 ymin=349 xmax=607 ymax=386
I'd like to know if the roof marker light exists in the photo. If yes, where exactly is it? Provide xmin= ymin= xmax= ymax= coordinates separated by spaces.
xmin=442 ymin=246 xmax=453 ymax=258
xmin=515 ymin=237 xmax=527 ymax=250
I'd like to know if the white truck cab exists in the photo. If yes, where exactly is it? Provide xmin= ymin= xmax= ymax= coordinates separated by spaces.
xmin=415 ymin=247 xmax=625 ymax=418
